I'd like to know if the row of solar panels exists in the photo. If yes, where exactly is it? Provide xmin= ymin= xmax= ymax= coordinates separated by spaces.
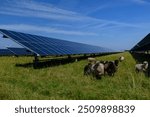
xmin=0 ymin=48 xmax=33 ymax=56
xmin=0 ymin=29 xmax=115 ymax=57
xmin=131 ymin=33 xmax=150 ymax=51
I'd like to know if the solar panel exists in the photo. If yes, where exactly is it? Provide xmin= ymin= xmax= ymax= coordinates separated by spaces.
xmin=7 ymin=47 xmax=33 ymax=56
xmin=131 ymin=33 xmax=150 ymax=51
xmin=0 ymin=49 xmax=14 ymax=56
xmin=0 ymin=29 xmax=114 ymax=56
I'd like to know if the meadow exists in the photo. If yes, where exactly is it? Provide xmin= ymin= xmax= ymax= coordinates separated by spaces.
xmin=0 ymin=52 xmax=150 ymax=100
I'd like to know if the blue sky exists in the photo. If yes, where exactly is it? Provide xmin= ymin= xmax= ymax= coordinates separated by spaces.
xmin=0 ymin=0 xmax=150 ymax=50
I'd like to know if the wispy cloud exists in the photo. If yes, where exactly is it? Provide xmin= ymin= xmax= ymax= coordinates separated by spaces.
xmin=0 ymin=0 xmax=139 ymax=28
xmin=79 ymin=18 xmax=139 ymax=30
xmin=85 ymin=4 xmax=110 ymax=15
xmin=0 ymin=24 xmax=97 ymax=36
xmin=0 ymin=0 xmax=83 ymax=21
xmin=132 ymin=0 xmax=150 ymax=4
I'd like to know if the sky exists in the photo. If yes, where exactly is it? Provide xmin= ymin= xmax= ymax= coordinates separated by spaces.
xmin=0 ymin=0 xmax=150 ymax=50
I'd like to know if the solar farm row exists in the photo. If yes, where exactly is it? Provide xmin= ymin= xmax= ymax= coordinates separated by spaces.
xmin=0 ymin=29 xmax=115 ymax=57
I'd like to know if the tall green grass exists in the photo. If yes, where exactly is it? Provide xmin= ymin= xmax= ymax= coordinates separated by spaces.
xmin=0 ymin=52 xmax=150 ymax=100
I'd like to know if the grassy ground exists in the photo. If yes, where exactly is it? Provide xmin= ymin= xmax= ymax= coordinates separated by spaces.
xmin=0 ymin=52 xmax=150 ymax=100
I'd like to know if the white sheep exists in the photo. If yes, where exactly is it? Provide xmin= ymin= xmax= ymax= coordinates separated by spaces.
xmin=135 ymin=61 xmax=148 ymax=72
xmin=119 ymin=56 xmax=125 ymax=62
xmin=93 ymin=62 xmax=105 ymax=79
xmin=84 ymin=60 xmax=105 ymax=79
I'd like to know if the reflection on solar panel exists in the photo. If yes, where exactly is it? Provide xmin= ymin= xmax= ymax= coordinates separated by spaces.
xmin=0 ymin=29 xmax=114 ymax=56
xmin=7 ymin=47 xmax=33 ymax=56
xmin=0 ymin=49 xmax=14 ymax=56
xmin=131 ymin=33 xmax=150 ymax=51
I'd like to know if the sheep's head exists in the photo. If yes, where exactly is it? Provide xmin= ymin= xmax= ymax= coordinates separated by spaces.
xmin=143 ymin=61 xmax=148 ymax=71
xmin=143 ymin=61 xmax=148 ymax=65
xmin=143 ymin=61 xmax=148 ymax=69
xmin=114 ymin=60 xmax=119 ymax=66
xmin=88 ymin=57 xmax=96 ymax=64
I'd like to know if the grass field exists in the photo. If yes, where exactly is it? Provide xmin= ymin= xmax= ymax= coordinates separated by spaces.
xmin=0 ymin=52 xmax=150 ymax=100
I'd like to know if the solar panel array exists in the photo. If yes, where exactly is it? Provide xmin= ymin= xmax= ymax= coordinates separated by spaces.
xmin=131 ymin=33 xmax=150 ymax=51
xmin=7 ymin=47 xmax=33 ymax=56
xmin=0 ymin=49 xmax=14 ymax=56
xmin=0 ymin=29 xmax=114 ymax=56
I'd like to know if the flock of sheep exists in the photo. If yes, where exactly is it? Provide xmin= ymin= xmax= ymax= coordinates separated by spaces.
xmin=84 ymin=56 xmax=149 ymax=79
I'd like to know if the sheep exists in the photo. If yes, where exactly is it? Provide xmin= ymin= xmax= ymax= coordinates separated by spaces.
xmin=84 ymin=57 xmax=121 ymax=78
xmin=84 ymin=62 xmax=96 ymax=75
xmin=119 ymin=56 xmax=125 ymax=62
xmin=104 ymin=61 xmax=116 ymax=76
xmin=84 ymin=63 xmax=92 ymax=75
xmin=93 ymin=62 xmax=105 ymax=79
xmin=114 ymin=60 xmax=119 ymax=66
xmin=91 ymin=60 xmax=109 ymax=77
xmin=135 ymin=61 xmax=148 ymax=72
xmin=84 ymin=57 xmax=96 ymax=75
xmin=87 ymin=57 xmax=96 ymax=64
xmin=102 ymin=59 xmax=119 ymax=76
xmin=84 ymin=60 xmax=105 ymax=79
xmin=104 ymin=57 xmax=124 ymax=76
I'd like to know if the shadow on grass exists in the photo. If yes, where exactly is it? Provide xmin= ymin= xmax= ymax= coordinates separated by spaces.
xmin=15 ymin=53 xmax=116 ymax=69
xmin=16 ymin=57 xmax=76 ymax=69
xmin=130 ymin=52 xmax=150 ymax=77
xmin=16 ymin=63 xmax=33 ymax=68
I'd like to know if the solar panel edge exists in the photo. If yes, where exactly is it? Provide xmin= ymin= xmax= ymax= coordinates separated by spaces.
xmin=0 ymin=29 xmax=40 ymax=56
xmin=7 ymin=47 xmax=33 ymax=56
xmin=6 ymin=47 xmax=17 ymax=55
xmin=0 ymin=49 xmax=14 ymax=56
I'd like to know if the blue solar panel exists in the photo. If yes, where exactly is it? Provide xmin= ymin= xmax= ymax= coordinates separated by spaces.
xmin=0 ymin=49 xmax=14 ymax=56
xmin=131 ymin=33 xmax=150 ymax=51
xmin=0 ymin=29 xmax=114 ymax=56
xmin=7 ymin=47 xmax=33 ymax=56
